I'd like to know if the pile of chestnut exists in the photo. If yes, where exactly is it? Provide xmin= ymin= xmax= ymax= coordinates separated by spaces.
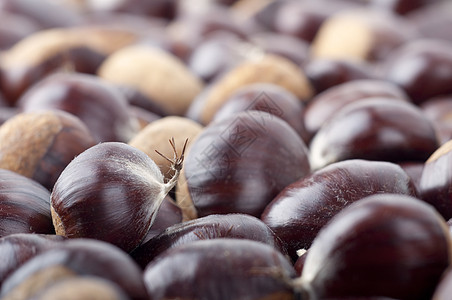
xmin=1 ymin=0 xmax=452 ymax=299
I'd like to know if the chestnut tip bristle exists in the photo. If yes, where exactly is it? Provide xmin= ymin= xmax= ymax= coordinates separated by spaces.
xmin=154 ymin=137 xmax=189 ymax=172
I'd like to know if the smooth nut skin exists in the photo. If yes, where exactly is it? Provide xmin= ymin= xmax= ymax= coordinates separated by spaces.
xmin=419 ymin=140 xmax=452 ymax=220
xmin=50 ymin=142 xmax=170 ymax=253
xmin=0 ymin=110 xmax=97 ymax=190
xmin=303 ymin=58 xmax=377 ymax=95
xmin=368 ymin=0 xmax=442 ymax=15
xmin=408 ymin=1 xmax=452 ymax=43
xmin=309 ymin=98 xmax=439 ymax=170
xmin=0 ymin=169 xmax=55 ymax=238
xmin=380 ymin=39 xmax=452 ymax=105
xmin=131 ymin=213 xmax=287 ymax=269
xmin=421 ymin=96 xmax=452 ymax=145
xmin=18 ymin=72 xmax=140 ymax=143
xmin=212 ymin=83 xmax=310 ymax=143
xmin=0 ymin=12 xmax=38 ymax=51
xmin=177 ymin=110 xmax=311 ymax=219
xmin=0 ymin=238 xmax=148 ymax=300
xmin=0 ymin=233 xmax=64 ymax=286
xmin=297 ymin=194 xmax=452 ymax=300
xmin=303 ymin=79 xmax=409 ymax=139
xmin=261 ymin=159 xmax=418 ymax=260
xmin=143 ymin=239 xmax=296 ymax=300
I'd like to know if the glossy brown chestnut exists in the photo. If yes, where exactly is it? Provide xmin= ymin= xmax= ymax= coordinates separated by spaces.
xmin=0 ymin=110 xmax=96 ymax=190
xmin=368 ymin=0 xmax=442 ymax=15
xmin=0 ymin=12 xmax=38 ymax=51
xmin=131 ymin=213 xmax=287 ymax=269
xmin=303 ymin=79 xmax=409 ymax=140
xmin=0 ymin=238 xmax=148 ymax=300
xmin=379 ymin=39 xmax=452 ymax=105
xmin=176 ymin=110 xmax=311 ymax=220
xmin=143 ymin=238 xmax=296 ymax=300
xmin=0 ymin=169 xmax=56 ymax=238
xmin=0 ymin=233 xmax=64 ymax=287
xmin=309 ymin=97 xmax=439 ymax=170
xmin=295 ymin=194 xmax=452 ymax=299
xmin=303 ymin=58 xmax=377 ymax=95
xmin=408 ymin=1 xmax=452 ymax=43
xmin=212 ymin=83 xmax=310 ymax=143
xmin=50 ymin=140 xmax=186 ymax=253
xmin=18 ymin=72 xmax=140 ymax=143
xmin=420 ymin=96 xmax=452 ymax=145
xmin=419 ymin=139 xmax=452 ymax=220
xmin=187 ymin=54 xmax=313 ymax=125
xmin=261 ymin=159 xmax=418 ymax=260
xmin=0 ymin=26 xmax=139 ymax=104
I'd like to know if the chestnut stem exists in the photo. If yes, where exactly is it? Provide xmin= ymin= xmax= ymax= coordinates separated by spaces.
xmin=155 ymin=137 xmax=188 ymax=194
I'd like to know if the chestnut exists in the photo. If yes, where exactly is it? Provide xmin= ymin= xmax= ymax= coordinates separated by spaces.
xmin=17 ymin=72 xmax=140 ymax=143
xmin=176 ymin=110 xmax=311 ymax=220
xmin=187 ymin=54 xmax=314 ymax=125
xmin=419 ymin=139 xmax=452 ymax=220
xmin=0 ymin=12 xmax=38 ymax=51
xmin=311 ymin=8 xmax=418 ymax=62
xmin=0 ymin=110 xmax=96 ymax=190
xmin=212 ymin=82 xmax=310 ymax=144
xmin=143 ymin=238 xmax=296 ymax=300
xmin=303 ymin=79 xmax=409 ymax=140
xmin=309 ymin=97 xmax=439 ymax=170
xmin=0 ymin=238 xmax=148 ymax=300
xmin=50 ymin=139 xmax=187 ymax=253
xmin=261 ymin=159 xmax=418 ymax=260
xmin=128 ymin=116 xmax=203 ymax=182
xmin=379 ymin=39 xmax=452 ymax=105
xmin=294 ymin=193 xmax=451 ymax=299
xmin=0 ymin=26 xmax=139 ymax=104
xmin=368 ymin=0 xmax=443 ymax=15
xmin=97 ymin=44 xmax=204 ymax=116
xmin=420 ymin=96 xmax=452 ymax=144
xmin=302 ymin=58 xmax=377 ymax=95
xmin=0 ymin=233 xmax=64 ymax=287
xmin=130 ymin=213 xmax=287 ymax=269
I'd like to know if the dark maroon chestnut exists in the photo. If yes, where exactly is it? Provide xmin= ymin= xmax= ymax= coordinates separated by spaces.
xmin=0 ymin=169 xmax=56 ymax=238
xmin=295 ymin=194 xmax=451 ymax=299
xmin=0 ymin=110 xmax=96 ymax=190
xmin=0 ymin=233 xmax=64 ymax=287
xmin=212 ymin=83 xmax=310 ymax=143
xmin=51 ymin=139 xmax=187 ymax=253
xmin=176 ymin=110 xmax=311 ymax=220
xmin=309 ymin=97 xmax=439 ymax=170
xmin=303 ymin=58 xmax=377 ymax=95
xmin=419 ymin=140 xmax=452 ymax=220
xmin=303 ymin=79 xmax=409 ymax=140
xmin=261 ymin=159 xmax=418 ymax=260
xmin=398 ymin=161 xmax=424 ymax=195
xmin=380 ymin=39 xmax=452 ymax=105
xmin=131 ymin=213 xmax=287 ymax=269
xmin=18 ymin=72 xmax=140 ymax=143
xmin=0 ymin=238 xmax=148 ymax=300
xmin=143 ymin=238 xmax=296 ymax=300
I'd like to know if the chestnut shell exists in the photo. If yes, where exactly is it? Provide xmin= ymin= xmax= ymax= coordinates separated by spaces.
xmin=180 ymin=110 xmax=311 ymax=218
